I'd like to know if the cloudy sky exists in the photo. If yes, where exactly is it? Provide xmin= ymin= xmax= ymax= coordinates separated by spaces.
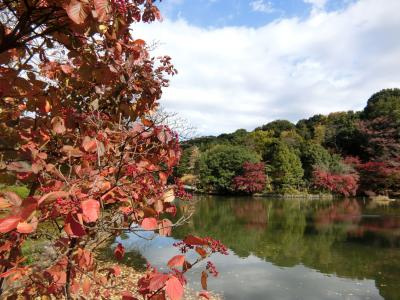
xmin=135 ymin=0 xmax=400 ymax=135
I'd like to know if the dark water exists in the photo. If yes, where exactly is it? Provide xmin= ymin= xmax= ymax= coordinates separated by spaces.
xmin=114 ymin=196 xmax=400 ymax=300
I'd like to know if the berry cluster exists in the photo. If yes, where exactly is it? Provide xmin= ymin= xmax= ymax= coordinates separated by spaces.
xmin=54 ymin=197 xmax=79 ymax=215
xmin=203 ymin=237 xmax=228 ymax=255
xmin=112 ymin=0 xmax=128 ymax=14
xmin=206 ymin=261 xmax=219 ymax=277
xmin=173 ymin=241 xmax=194 ymax=254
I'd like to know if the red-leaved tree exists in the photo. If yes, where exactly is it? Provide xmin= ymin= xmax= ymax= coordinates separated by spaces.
xmin=344 ymin=157 xmax=400 ymax=196
xmin=0 ymin=1 xmax=226 ymax=299
xmin=232 ymin=162 xmax=266 ymax=194
xmin=312 ymin=169 xmax=359 ymax=197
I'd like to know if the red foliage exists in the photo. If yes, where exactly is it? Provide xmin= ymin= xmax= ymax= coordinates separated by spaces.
xmin=312 ymin=169 xmax=359 ymax=197
xmin=0 ymin=1 xmax=225 ymax=299
xmin=345 ymin=157 xmax=400 ymax=196
xmin=232 ymin=162 xmax=266 ymax=194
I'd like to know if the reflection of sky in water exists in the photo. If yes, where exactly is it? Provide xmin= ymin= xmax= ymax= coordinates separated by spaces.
xmin=115 ymin=232 xmax=383 ymax=300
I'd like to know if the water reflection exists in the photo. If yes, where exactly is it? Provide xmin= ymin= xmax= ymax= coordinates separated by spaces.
xmin=116 ymin=196 xmax=400 ymax=300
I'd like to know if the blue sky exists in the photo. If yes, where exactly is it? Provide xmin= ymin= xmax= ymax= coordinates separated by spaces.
xmin=135 ymin=0 xmax=400 ymax=135
xmin=157 ymin=0 xmax=354 ymax=28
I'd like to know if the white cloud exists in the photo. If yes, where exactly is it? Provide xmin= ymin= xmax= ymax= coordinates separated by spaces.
xmin=134 ymin=0 xmax=400 ymax=135
xmin=304 ymin=0 xmax=328 ymax=11
xmin=250 ymin=0 xmax=275 ymax=13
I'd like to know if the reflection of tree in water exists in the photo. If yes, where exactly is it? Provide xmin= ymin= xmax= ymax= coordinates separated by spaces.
xmin=173 ymin=196 xmax=400 ymax=299
xmin=233 ymin=200 xmax=269 ymax=230
xmin=315 ymin=199 xmax=362 ymax=230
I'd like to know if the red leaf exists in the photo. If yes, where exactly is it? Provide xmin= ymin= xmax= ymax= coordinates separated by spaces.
xmin=149 ymin=273 xmax=169 ymax=291
xmin=165 ymin=276 xmax=184 ymax=300
xmin=65 ymin=0 xmax=88 ymax=24
xmin=167 ymin=255 xmax=185 ymax=269
xmin=94 ymin=0 xmax=111 ymax=22
xmin=0 ymin=216 xmax=20 ymax=233
xmin=114 ymin=243 xmax=125 ymax=260
xmin=81 ymin=199 xmax=100 ymax=222
xmin=17 ymin=197 xmax=37 ymax=220
xmin=183 ymin=235 xmax=207 ymax=246
xmin=64 ymin=213 xmax=86 ymax=237
xmin=141 ymin=217 xmax=158 ymax=230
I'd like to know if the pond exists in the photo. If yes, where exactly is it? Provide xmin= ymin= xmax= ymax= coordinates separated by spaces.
xmin=113 ymin=196 xmax=400 ymax=300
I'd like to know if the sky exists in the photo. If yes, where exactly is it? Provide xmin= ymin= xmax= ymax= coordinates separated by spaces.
xmin=134 ymin=0 xmax=400 ymax=136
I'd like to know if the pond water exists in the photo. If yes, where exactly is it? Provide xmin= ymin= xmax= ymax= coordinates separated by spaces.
xmin=113 ymin=196 xmax=400 ymax=300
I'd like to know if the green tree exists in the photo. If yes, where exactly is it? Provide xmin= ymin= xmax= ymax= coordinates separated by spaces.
xmin=199 ymin=145 xmax=260 ymax=193
xmin=245 ymin=130 xmax=275 ymax=156
xmin=323 ymin=111 xmax=363 ymax=157
xmin=300 ymin=142 xmax=333 ymax=181
xmin=269 ymin=142 xmax=304 ymax=192
xmin=256 ymin=120 xmax=296 ymax=137
xmin=362 ymin=88 xmax=400 ymax=121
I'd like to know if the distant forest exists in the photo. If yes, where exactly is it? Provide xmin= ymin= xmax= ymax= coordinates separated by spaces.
xmin=176 ymin=89 xmax=400 ymax=197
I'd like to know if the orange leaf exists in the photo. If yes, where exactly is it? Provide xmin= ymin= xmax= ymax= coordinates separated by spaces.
xmin=82 ymin=136 xmax=97 ymax=152
xmin=165 ymin=276 xmax=183 ymax=300
xmin=195 ymin=247 xmax=207 ymax=258
xmin=201 ymin=271 xmax=208 ymax=290
xmin=60 ymin=64 xmax=73 ymax=74
xmin=16 ymin=221 xmax=33 ymax=234
xmin=167 ymin=255 xmax=185 ymax=269
xmin=141 ymin=217 xmax=158 ymax=230
xmin=82 ymin=277 xmax=91 ymax=296
xmin=51 ymin=116 xmax=66 ymax=135
xmin=0 ymin=216 xmax=20 ymax=233
xmin=44 ymin=100 xmax=51 ymax=113
xmin=81 ymin=199 xmax=100 ymax=223
xmin=62 ymin=145 xmax=83 ymax=158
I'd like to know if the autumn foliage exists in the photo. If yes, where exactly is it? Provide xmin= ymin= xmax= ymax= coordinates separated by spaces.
xmin=312 ymin=169 xmax=359 ymax=197
xmin=0 ymin=0 xmax=225 ymax=299
xmin=232 ymin=162 xmax=266 ymax=194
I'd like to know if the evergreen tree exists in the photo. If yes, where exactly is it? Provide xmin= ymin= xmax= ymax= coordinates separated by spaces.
xmin=270 ymin=142 xmax=304 ymax=192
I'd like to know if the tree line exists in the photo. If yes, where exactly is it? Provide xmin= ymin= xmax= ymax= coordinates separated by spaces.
xmin=177 ymin=89 xmax=400 ymax=197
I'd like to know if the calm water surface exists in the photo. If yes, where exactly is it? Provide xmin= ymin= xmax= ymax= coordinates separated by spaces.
xmin=114 ymin=196 xmax=400 ymax=300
